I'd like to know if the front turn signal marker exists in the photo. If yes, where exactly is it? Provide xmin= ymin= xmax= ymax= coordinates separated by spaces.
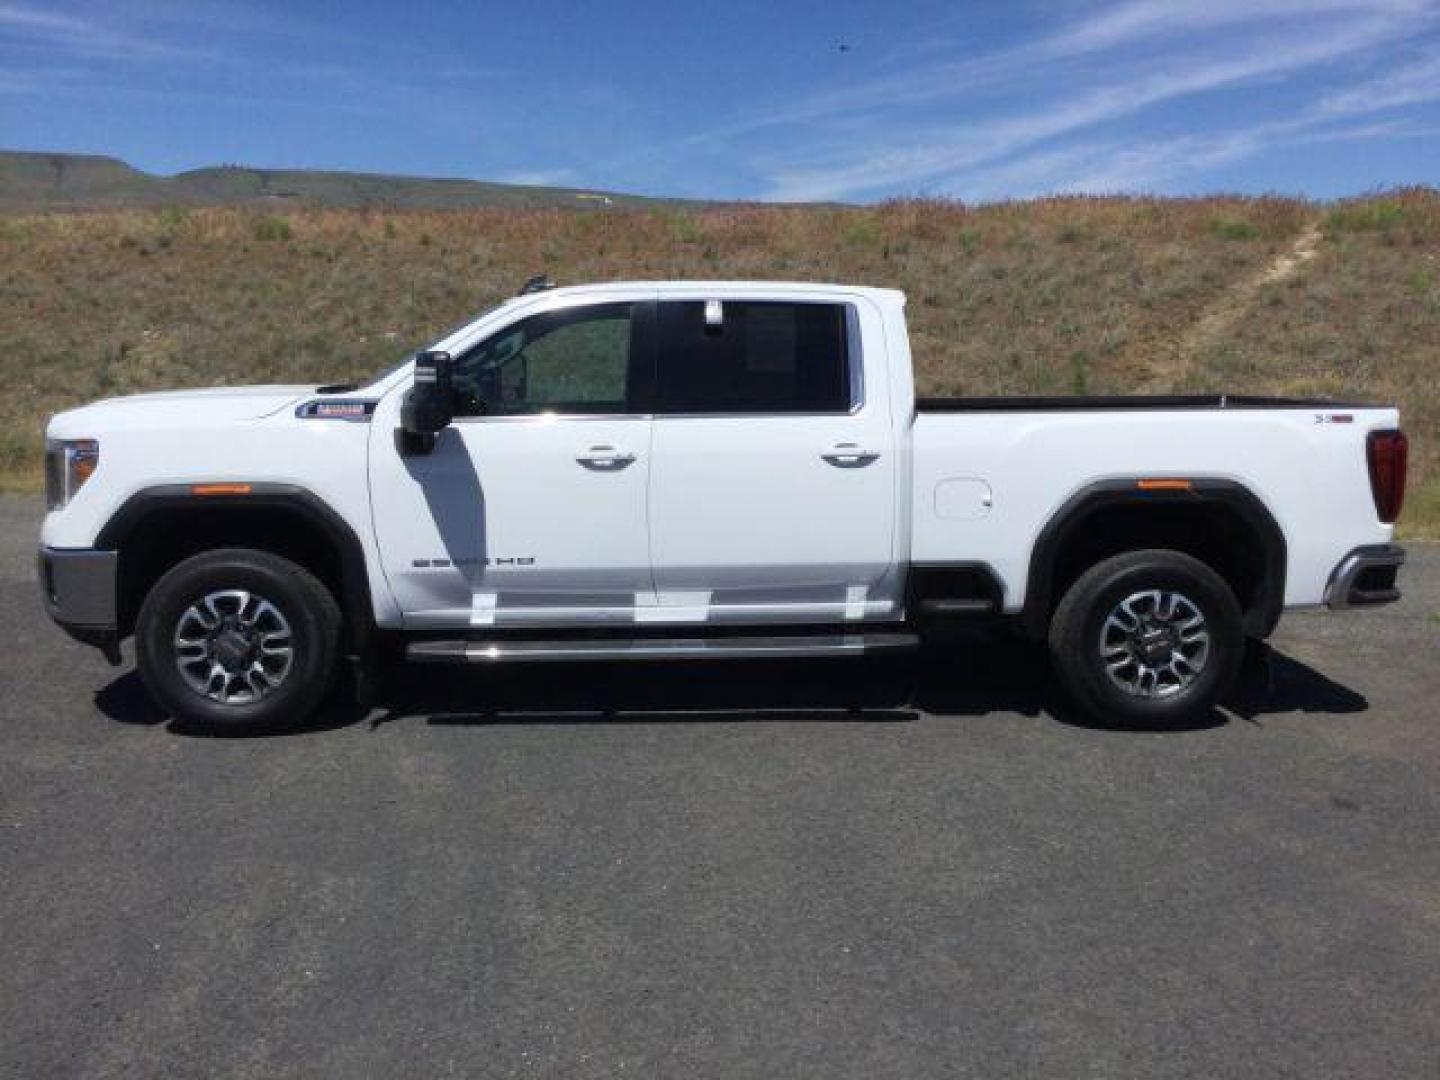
xmin=191 ymin=483 xmax=253 ymax=496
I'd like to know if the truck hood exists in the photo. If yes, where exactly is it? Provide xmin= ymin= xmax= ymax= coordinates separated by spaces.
xmin=47 ymin=385 xmax=315 ymax=437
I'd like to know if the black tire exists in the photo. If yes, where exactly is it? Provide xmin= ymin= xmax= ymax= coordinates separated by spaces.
xmin=1048 ymin=549 xmax=1243 ymax=726
xmin=135 ymin=548 xmax=342 ymax=732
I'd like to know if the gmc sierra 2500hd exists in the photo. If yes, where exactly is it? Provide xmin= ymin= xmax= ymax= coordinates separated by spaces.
xmin=40 ymin=280 xmax=1407 ymax=730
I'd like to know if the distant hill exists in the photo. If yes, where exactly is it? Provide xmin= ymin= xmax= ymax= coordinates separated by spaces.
xmin=1 ymin=163 xmax=1434 ymax=532
xmin=0 ymin=150 xmax=705 ymax=212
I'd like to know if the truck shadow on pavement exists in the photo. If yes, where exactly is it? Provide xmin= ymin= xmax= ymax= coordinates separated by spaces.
xmin=95 ymin=637 xmax=1368 ymax=738
xmin=903 ymin=637 xmax=1365 ymax=732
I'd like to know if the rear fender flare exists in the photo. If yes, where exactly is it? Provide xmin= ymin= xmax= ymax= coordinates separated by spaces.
xmin=1020 ymin=478 xmax=1286 ymax=639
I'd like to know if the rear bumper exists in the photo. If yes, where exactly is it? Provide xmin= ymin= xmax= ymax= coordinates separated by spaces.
xmin=1324 ymin=544 xmax=1405 ymax=609
xmin=38 ymin=546 xmax=121 ymax=660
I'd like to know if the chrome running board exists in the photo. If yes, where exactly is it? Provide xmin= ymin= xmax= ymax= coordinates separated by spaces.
xmin=406 ymin=633 xmax=919 ymax=664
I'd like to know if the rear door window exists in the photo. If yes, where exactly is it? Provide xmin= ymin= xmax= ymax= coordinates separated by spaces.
xmin=655 ymin=301 xmax=852 ymax=415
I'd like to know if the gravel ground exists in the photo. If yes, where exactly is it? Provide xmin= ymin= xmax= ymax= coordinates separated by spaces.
xmin=3 ymin=494 xmax=1438 ymax=1079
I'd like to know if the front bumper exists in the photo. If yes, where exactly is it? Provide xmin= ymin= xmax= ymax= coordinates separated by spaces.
xmin=1324 ymin=544 xmax=1405 ymax=609
xmin=38 ymin=546 xmax=121 ymax=661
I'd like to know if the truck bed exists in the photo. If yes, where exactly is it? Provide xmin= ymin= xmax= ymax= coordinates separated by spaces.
xmin=916 ymin=395 xmax=1375 ymax=413
xmin=910 ymin=399 xmax=1399 ymax=614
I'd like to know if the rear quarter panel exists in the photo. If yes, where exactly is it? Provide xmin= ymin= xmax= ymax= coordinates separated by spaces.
xmin=912 ymin=406 xmax=1399 ymax=611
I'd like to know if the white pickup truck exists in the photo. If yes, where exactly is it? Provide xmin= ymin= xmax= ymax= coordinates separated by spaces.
xmin=39 ymin=279 xmax=1408 ymax=730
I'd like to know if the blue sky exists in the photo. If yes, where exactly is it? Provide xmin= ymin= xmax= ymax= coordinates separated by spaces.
xmin=2 ymin=1 xmax=1437 ymax=202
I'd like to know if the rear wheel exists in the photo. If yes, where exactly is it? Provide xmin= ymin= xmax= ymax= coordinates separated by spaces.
xmin=135 ymin=548 xmax=341 ymax=732
xmin=1048 ymin=549 xmax=1243 ymax=725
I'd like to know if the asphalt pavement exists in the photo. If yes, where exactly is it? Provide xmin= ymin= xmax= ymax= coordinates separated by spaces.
xmin=3 ymin=494 xmax=1438 ymax=1079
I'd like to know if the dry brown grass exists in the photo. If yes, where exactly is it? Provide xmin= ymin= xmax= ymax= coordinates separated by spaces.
xmin=1169 ymin=189 xmax=1440 ymax=535
xmin=2 ymin=192 xmax=1436 ymax=533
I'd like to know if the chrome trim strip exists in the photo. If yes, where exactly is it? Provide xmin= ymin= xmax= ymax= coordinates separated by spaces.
xmin=408 ymin=633 xmax=919 ymax=663
xmin=450 ymin=409 xmax=868 ymax=423
xmin=446 ymin=300 xmax=866 ymax=421
xmin=845 ymin=301 xmax=865 ymax=413
xmin=450 ymin=413 xmax=653 ymax=424
xmin=648 ymin=407 xmax=865 ymax=420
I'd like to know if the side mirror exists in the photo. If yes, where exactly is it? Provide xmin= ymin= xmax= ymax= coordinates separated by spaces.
xmin=399 ymin=350 xmax=454 ymax=454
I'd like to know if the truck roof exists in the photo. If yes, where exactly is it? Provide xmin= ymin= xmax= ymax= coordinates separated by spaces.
xmin=528 ymin=281 xmax=907 ymax=305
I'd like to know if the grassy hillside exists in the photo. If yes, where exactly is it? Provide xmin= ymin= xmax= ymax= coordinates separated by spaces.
xmin=0 ymin=151 xmax=696 ymax=212
xmin=1 ymin=191 xmax=1436 ymax=533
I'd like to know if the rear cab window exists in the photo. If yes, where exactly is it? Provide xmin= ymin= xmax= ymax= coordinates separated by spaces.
xmin=655 ymin=300 xmax=855 ymax=415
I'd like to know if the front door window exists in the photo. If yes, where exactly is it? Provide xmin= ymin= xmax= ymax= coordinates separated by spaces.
xmin=454 ymin=303 xmax=635 ymax=417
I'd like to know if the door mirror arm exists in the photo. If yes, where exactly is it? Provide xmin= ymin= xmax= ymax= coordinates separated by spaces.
xmin=399 ymin=350 xmax=455 ymax=455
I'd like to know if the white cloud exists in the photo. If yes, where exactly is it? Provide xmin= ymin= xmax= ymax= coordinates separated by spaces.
xmin=0 ymin=1 xmax=301 ymax=64
xmin=0 ymin=64 xmax=86 ymax=94
xmin=0 ymin=2 xmax=175 ymax=57
xmin=1048 ymin=117 xmax=1436 ymax=196
xmin=925 ymin=64 xmax=1440 ymax=199
xmin=1317 ymin=52 xmax=1440 ymax=114
xmin=494 ymin=168 xmax=580 ymax=188
xmin=760 ymin=15 xmax=1423 ymax=201
xmin=688 ymin=0 xmax=1434 ymax=145
xmin=595 ymin=0 xmax=1435 ymax=201
xmin=1054 ymin=0 xmax=1430 ymax=55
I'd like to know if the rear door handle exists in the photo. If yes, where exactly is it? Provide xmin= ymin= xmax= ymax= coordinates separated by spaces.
xmin=821 ymin=442 xmax=881 ymax=467
xmin=576 ymin=445 xmax=637 ymax=469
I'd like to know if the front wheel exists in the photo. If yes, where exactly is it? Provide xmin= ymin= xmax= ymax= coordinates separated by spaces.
xmin=135 ymin=548 xmax=342 ymax=732
xmin=1048 ymin=549 xmax=1244 ymax=726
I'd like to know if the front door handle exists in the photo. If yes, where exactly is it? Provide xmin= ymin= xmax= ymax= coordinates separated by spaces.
xmin=576 ymin=445 xmax=637 ymax=470
xmin=821 ymin=442 xmax=881 ymax=467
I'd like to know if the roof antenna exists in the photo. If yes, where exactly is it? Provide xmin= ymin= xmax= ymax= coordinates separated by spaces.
xmin=519 ymin=274 xmax=556 ymax=296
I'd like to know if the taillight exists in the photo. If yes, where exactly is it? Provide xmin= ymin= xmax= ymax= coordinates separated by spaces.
xmin=1366 ymin=429 xmax=1408 ymax=524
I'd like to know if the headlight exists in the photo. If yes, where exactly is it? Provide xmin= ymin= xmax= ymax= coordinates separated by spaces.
xmin=44 ymin=438 xmax=100 ymax=511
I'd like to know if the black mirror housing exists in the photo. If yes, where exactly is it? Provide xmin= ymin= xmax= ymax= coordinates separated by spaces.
xmin=400 ymin=351 xmax=454 ymax=453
